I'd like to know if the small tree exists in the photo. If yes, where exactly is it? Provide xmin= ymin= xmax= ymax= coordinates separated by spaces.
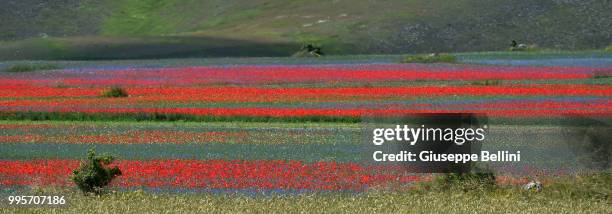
xmin=101 ymin=87 xmax=128 ymax=98
xmin=292 ymin=44 xmax=324 ymax=57
xmin=71 ymin=149 xmax=122 ymax=195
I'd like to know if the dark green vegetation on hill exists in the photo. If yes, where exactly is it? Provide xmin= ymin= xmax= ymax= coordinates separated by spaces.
xmin=1 ymin=0 xmax=611 ymax=59
xmin=0 ymin=36 xmax=296 ymax=60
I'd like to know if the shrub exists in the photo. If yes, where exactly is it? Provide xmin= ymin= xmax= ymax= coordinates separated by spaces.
xmin=605 ymin=45 xmax=612 ymax=52
xmin=593 ymin=72 xmax=611 ymax=79
xmin=101 ymin=87 xmax=128 ymax=98
xmin=71 ymin=149 xmax=122 ymax=195
xmin=292 ymin=44 xmax=324 ymax=57
xmin=562 ymin=119 xmax=610 ymax=170
xmin=403 ymin=53 xmax=456 ymax=63
xmin=3 ymin=63 xmax=59 ymax=72
xmin=433 ymin=166 xmax=496 ymax=192
xmin=509 ymin=44 xmax=539 ymax=52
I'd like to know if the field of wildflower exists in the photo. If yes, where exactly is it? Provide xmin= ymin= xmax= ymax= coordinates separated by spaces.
xmin=0 ymin=52 xmax=610 ymax=205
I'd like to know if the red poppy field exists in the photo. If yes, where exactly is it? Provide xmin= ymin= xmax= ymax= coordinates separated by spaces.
xmin=0 ymin=57 xmax=610 ymax=194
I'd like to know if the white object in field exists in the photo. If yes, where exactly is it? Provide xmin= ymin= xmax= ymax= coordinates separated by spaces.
xmin=523 ymin=180 xmax=543 ymax=192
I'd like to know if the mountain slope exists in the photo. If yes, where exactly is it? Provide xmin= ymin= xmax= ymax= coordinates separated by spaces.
xmin=1 ymin=0 xmax=610 ymax=59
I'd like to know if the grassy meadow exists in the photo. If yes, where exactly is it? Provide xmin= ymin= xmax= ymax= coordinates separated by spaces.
xmin=2 ymin=173 xmax=610 ymax=213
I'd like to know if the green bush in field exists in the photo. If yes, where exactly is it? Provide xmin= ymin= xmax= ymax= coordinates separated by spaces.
xmin=403 ymin=53 xmax=456 ymax=63
xmin=3 ymin=63 xmax=59 ymax=72
xmin=71 ymin=149 xmax=122 ymax=195
xmin=593 ymin=72 xmax=611 ymax=79
xmin=292 ymin=44 xmax=324 ymax=57
xmin=433 ymin=166 xmax=496 ymax=192
xmin=101 ymin=87 xmax=128 ymax=98
xmin=605 ymin=45 xmax=612 ymax=52
xmin=509 ymin=41 xmax=540 ymax=52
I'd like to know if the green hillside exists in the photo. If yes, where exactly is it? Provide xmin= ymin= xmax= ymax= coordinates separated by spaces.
xmin=1 ymin=0 xmax=611 ymax=59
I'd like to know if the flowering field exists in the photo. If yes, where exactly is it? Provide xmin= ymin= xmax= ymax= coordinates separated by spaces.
xmin=0 ymin=55 xmax=611 ymax=194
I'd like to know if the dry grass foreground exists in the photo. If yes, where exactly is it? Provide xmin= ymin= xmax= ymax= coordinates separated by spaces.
xmin=4 ymin=173 xmax=610 ymax=214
